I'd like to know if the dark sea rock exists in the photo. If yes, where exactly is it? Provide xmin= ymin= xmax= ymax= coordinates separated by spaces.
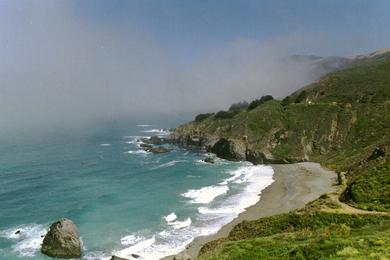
xmin=41 ymin=218 xmax=81 ymax=259
xmin=131 ymin=254 xmax=140 ymax=258
xmin=143 ymin=146 xmax=172 ymax=154
xmin=15 ymin=230 xmax=21 ymax=235
xmin=110 ymin=256 xmax=129 ymax=260
xmin=211 ymin=138 xmax=245 ymax=161
xmin=139 ymin=143 xmax=153 ymax=148
xmin=204 ymin=156 xmax=215 ymax=164
xmin=142 ymin=136 xmax=169 ymax=145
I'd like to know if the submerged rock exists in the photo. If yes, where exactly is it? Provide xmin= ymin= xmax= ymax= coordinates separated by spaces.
xmin=204 ymin=156 xmax=215 ymax=163
xmin=143 ymin=146 xmax=172 ymax=154
xmin=139 ymin=143 xmax=153 ymax=148
xmin=41 ymin=218 xmax=81 ymax=259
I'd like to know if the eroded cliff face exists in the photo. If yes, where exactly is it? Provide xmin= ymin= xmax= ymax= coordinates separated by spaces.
xmin=170 ymin=100 xmax=369 ymax=164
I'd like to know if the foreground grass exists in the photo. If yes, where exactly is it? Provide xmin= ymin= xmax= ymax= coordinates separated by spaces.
xmin=199 ymin=212 xmax=390 ymax=259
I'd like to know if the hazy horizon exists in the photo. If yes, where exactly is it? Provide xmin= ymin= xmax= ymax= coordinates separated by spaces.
xmin=1 ymin=0 xmax=390 ymax=138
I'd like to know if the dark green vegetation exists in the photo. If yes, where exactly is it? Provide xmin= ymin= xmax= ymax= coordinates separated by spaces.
xmin=199 ymin=211 xmax=390 ymax=259
xmin=172 ymin=51 xmax=390 ymax=259
xmin=342 ymin=158 xmax=390 ymax=212
xmin=195 ymin=113 xmax=214 ymax=122
xmin=247 ymin=95 xmax=274 ymax=110
xmin=214 ymin=110 xmax=239 ymax=119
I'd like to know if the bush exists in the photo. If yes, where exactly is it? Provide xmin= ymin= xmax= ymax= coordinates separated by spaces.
xmin=229 ymin=101 xmax=249 ymax=111
xmin=195 ymin=113 xmax=213 ymax=122
xmin=281 ymin=96 xmax=291 ymax=107
xmin=295 ymin=90 xmax=307 ymax=103
xmin=214 ymin=110 xmax=237 ymax=119
xmin=247 ymin=95 xmax=274 ymax=110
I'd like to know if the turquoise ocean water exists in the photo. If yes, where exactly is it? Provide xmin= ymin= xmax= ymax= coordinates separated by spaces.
xmin=0 ymin=120 xmax=274 ymax=260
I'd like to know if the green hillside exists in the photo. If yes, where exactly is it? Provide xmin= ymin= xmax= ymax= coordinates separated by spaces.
xmin=172 ymin=52 xmax=390 ymax=212
xmin=198 ymin=207 xmax=390 ymax=259
xmin=171 ymin=51 xmax=390 ymax=259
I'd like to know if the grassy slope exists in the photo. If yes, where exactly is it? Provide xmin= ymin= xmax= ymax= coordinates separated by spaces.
xmin=173 ymin=53 xmax=390 ymax=259
xmin=199 ymin=210 xmax=390 ymax=260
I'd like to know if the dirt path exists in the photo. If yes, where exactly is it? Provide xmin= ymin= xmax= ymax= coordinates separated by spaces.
xmin=326 ymin=193 xmax=389 ymax=215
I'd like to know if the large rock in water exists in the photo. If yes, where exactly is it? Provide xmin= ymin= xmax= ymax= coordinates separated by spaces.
xmin=41 ymin=218 xmax=81 ymax=258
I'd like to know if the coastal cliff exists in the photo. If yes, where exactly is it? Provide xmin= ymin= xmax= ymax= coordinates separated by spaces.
xmin=169 ymin=50 xmax=390 ymax=259
xmin=171 ymin=51 xmax=390 ymax=209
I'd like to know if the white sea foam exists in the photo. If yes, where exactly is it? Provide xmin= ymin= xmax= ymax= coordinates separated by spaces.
xmin=0 ymin=224 xmax=47 ymax=257
xmin=199 ymin=165 xmax=274 ymax=216
xmin=182 ymin=185 xmax=229 ymax=204
xmin=153 ymin=160 xmax=187 ymax=169
xmin=186 ymin=175 xmax=201 ymax=178
xmin=83 ymin=251 xmax=111 ymax=260
xmin=168 ymin=218 xmax=192 ymax=230
xmin=115 ymin=234 xmax=193 ymax=260
xmin=115 ymin=235 xmax=156 ymax=259
xmin=126 ymin=150 xmax=149 ymax=155
xmin=194 ymin=159 xmax=207 ymax=165
xmin=163 ymin=213 xmax=177 ymax=222
xmin=136 ymin=124 xmax=152 ymax=127
xmin=100 ymin=143 xmax=111 ymax=147
xmin=121 ymin=235 xmax=143 ymax=246
xmin=141 ymin=129 xmax=170 ymax=136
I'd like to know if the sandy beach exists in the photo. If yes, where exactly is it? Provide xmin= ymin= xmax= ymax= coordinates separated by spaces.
xmin=164 ymin=162 xmax=336 ymax=260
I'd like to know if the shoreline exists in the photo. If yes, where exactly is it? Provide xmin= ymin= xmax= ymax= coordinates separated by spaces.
xmin=163 ymin=162 xmax=336 ymax=260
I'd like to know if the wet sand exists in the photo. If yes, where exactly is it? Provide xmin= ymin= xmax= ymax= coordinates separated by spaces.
xmin=163 ymin=162 xmax=336 ymax=260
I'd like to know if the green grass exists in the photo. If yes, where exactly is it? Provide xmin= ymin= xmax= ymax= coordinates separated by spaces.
xmin=199 ymin=212 xmax=390 ymax=260
xmin=342 ymin=159 xmax=390 ymax=212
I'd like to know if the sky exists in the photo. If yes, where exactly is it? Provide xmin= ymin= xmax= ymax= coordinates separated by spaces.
xmin=0 ymin=0 xmax=389 ymax=138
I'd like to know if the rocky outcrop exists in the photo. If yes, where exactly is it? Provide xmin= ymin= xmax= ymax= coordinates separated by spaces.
xmin=211 ymin=138 xmax=246 ymax=161
xmin=141 ymin=136 xmax=169 ymax=145
xmin=41 ymin=218 xmax=81 ymax=259
xmin=368 ymin=143 xmax=390 ymax=160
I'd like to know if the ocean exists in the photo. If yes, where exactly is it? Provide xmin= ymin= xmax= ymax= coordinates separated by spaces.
xmin=0 ymin=119 xmax=274 ymax=260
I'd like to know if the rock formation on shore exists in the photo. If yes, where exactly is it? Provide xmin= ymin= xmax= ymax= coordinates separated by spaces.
xmin=41 ymin=218 xmax=81 ymax=258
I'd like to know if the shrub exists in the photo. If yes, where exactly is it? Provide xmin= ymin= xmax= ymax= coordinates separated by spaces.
xmin=214 ymin=110 xmax=237 ymax=119
xmin=295 ymin=90 xmax=307 ymax=103
xmin=281 ymin=96 xmax=291 ymax=107
xmin=195 ymin=113 xmax=213 ymax=122
xmin=247 ymin=95 xmax=274 ymax=110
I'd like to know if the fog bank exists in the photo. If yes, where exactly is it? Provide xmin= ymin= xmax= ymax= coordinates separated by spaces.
xmin=0 ymin=2 xmax=379 ymax=138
